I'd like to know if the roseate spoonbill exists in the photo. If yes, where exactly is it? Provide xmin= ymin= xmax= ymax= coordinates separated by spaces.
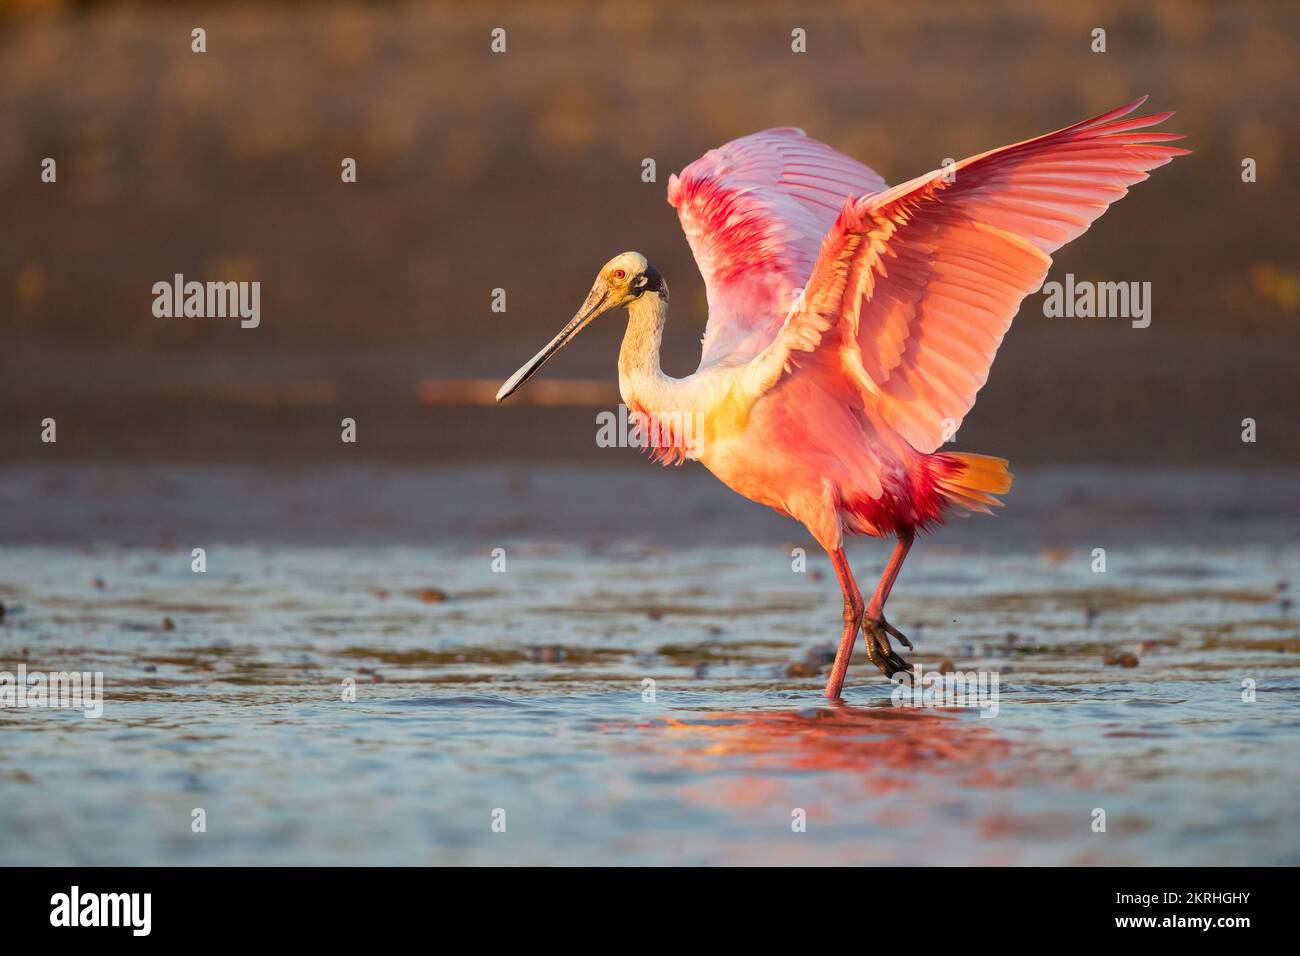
xmin=497 ymin=97 xmax=1187 ymax=698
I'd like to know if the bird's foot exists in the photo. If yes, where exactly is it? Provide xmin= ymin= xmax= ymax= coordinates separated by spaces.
xmin=863 ymin=616 xmax=913 ymax=678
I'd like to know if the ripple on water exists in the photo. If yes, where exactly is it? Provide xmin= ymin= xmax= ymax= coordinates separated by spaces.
xmin=0 ymin=541 xmax=1298 ymax=865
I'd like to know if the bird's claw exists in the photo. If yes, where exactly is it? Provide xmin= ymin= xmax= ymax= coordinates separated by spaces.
xmin=880 ymin=618 xmax=913 ymax=650
xmin=863 ymin=617 xmax=913 ymax=677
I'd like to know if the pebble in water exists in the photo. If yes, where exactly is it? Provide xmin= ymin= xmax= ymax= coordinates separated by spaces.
xmin=1102 ymin=652 xmax=1140 ymax=668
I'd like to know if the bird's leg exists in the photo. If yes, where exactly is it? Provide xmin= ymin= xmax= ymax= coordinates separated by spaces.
xmin=862 ymin=532 xmax=915 ymax=677
xmin=824 ymin=548 xmax=865 ymax=700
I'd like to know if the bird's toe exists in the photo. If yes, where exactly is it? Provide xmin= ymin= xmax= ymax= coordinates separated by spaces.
xmin=880 ymin=618 xmax=914 ymax=651
xmin=863 ymin=620 xmax=912 ymax=678
xmin=863 ymin=616 xmax=915 ymax=676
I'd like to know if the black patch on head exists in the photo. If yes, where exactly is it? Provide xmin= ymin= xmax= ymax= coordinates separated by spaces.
xmin=637 ymin=263 xmax=667 ymax=301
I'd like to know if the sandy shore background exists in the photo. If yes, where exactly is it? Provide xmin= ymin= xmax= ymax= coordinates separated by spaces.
xmin=3 ymin=0 xmax=1298 ymax=466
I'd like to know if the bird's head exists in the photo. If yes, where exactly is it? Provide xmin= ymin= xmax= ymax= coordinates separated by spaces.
xmin=496 ymin=252 xmax=665 ymax=402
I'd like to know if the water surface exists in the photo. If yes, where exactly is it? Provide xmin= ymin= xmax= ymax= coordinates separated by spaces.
xmin=3 ymin=468 xmax=1297 ymax=865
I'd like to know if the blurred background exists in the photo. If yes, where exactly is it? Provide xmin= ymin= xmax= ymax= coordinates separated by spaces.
xmin=0 ymin=0 xmax=1296 ymax=465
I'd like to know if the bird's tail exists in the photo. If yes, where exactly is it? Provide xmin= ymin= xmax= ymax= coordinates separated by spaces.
xmin=932 ymin=453 xmax=1013 ymax=516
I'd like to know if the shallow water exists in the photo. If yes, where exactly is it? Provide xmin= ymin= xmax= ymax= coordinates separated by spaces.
xmin=3 ymin=520 xmax=1298 ymax=865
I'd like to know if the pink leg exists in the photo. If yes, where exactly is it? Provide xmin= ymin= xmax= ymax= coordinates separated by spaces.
xmin=862 ymin=532 xmax=915 ymax=677
xmin=824 ymin=534 xmax=916 ymax=699
xmin=866 ymin=531 xmax=913 ymax=621
xmin=824 ymin=549 xmax=864 ymax=700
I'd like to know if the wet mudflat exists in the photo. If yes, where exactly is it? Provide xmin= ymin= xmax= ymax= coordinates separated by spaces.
xmin=1 ymin=464 xmax=1297 ymax=865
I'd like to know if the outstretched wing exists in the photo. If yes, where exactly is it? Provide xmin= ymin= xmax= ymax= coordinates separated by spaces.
xmin=748 ymin=97 xmax=1189 ymax=452
xmin=668 ymin=128 xmax=888 ymax=370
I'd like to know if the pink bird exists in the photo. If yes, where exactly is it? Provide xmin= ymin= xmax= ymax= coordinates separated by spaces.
xmin=497 ymin=97 xmax=1187 ymax=698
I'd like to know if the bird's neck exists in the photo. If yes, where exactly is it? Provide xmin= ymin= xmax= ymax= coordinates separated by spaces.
xmin=618 ymin=290 xmax=671 ymax=409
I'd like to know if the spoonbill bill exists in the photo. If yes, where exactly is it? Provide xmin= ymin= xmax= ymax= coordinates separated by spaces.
xmin=497 ymin=97 xmax=1187 ymax=698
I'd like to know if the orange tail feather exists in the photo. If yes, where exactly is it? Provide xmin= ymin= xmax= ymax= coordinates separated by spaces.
xmin=933 ymin=453 xmax=1014 ymax=515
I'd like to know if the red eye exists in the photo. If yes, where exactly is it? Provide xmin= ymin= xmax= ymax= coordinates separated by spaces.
xmin=613 ymin=269 xmax=626 ymax=279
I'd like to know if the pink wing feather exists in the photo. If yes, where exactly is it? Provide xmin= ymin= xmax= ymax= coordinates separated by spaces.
xmin=668 ymin=128 xmax=888 ymax=370
xmin=753 ymin=96 xmax=1189 ymax=453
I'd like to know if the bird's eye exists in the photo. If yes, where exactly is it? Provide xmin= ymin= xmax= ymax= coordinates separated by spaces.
xmin=612 ymin=269 xmax=626 ymax=280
